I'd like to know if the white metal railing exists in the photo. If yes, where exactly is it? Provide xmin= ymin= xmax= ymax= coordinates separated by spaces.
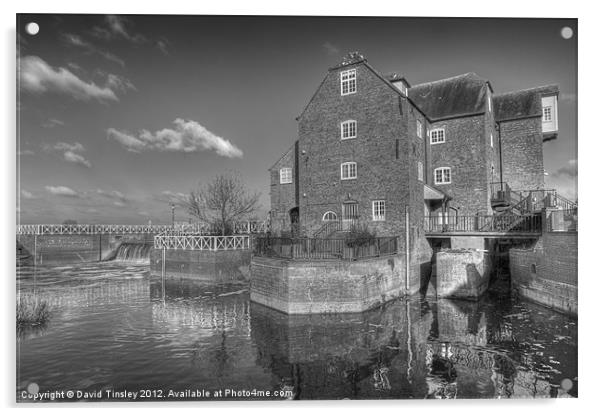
xmin=154 ymin=234 xmax=251 ymax=251
xmin=16 ymin=221 xmax=269 ymax=236
xmin=16 ymin=224 xmax=173 ymax=235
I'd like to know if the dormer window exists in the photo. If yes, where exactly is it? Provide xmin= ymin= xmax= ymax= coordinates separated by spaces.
xmin=341 ymin=120 xmax=357 ymax=140
xmin=541 ymin=95 xmax=558 ymax=133
xmin=430 ymin=128 xmax=445 ymax=144
xmin=340 ymin=69 xmax=357 ymax=96
xmin=543 ymin=106 xmax=553 ymax=122
xmin=279 ymin=168 xmax=292 ymax=184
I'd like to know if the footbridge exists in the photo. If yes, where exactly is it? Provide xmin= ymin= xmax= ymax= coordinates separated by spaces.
xmin=16 ymin=222 xmax=269 ymax=265
xmin=17 ymin=221 xmax=269 ymax=236
xmin=424 ymin=214 xmax=543 ymax=239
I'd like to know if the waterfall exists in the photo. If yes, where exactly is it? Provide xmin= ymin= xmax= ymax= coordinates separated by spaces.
xmin=113 ymin=242 xmax=152 ymax=263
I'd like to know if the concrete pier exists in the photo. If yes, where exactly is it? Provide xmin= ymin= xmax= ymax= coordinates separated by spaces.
xmin=250 ymin=254 xmax=408 ymax=314
xmin=435 ymin=249 xmax=492 ymax=300
xmin=149 ymin=248 xmax=252 ymax=283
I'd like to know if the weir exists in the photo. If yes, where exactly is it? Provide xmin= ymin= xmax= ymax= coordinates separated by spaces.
xmin=110 ymin=242 xmax=153 ymax=263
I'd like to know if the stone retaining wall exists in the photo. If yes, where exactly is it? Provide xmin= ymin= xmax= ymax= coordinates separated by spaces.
xmin=250 ymin=254 xmax=407 ymax=314
xmin=509 ymin=231 xmax=577 ymax=315
xmin=150 ymin=249 xmax=252 ymax=283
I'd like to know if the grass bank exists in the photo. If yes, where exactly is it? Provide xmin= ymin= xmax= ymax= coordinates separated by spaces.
xmin=17 ymin=294 xmax=51 ymax=327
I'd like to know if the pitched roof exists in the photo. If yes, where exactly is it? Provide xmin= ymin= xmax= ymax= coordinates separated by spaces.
xmin=268 ymin=142 xmax=296 ymax=171
xmin=297 ymin=57 xmax=429 ymax=121
xmin=493 ymin=85 xmax=559 ymax=122
xmin=384 ymin=72 xmax=412 ymax=87
xmin=408 ymin=73 xmax=490 ymax=121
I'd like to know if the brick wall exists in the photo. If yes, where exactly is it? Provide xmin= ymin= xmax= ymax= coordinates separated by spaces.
xmin=428 ymin=115 xmax=492 ymax=215
xmin=269 ymin=142 xmax=298 ymax=235
xmin=499 ymin=117 xmax=545 ymax=191
xmin=509 ymin=231 xmax=577 ymax=315
xmin=297 ymin=63 xmax=419 ymax=237
xmin=293 ymin=62 xmax=432 ymax=290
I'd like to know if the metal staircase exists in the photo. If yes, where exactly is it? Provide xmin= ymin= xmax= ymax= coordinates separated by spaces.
xmin=489 ymin=182 xmax=577 ymax=232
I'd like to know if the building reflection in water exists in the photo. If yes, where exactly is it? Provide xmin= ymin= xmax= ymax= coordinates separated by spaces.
xmin=248 ymin=294 xmax=574 ymax=399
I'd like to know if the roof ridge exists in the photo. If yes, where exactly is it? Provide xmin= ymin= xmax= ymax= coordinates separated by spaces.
xmin=493 ymin=84 xmax=559 ymax=96
xmin=410 ymin=72 xmax=484 ymax=89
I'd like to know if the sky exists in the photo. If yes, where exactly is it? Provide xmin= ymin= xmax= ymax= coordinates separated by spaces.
xmin=16 ymin=15 xmax=577 ymax=224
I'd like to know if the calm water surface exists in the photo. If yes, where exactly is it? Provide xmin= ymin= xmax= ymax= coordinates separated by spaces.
xmin=16 ymin=261 xmax=577 ymax=401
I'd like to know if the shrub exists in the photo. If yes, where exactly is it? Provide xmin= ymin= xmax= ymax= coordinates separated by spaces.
xmin=17 ymin=295 xmax=51 ymax=327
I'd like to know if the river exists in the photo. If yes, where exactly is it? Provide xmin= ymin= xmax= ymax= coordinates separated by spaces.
xmin=16 ymin=261 xmax=577 ymax=401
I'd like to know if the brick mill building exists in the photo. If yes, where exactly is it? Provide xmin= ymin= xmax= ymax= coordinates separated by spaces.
xmin=267 ymin=52 xmax=561 ymax=288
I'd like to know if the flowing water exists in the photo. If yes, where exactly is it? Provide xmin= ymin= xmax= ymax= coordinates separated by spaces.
xmin=16 ymin=262 xmax=577 ymax=401
xmin=112 ymin=242 xmax=152 ymax=263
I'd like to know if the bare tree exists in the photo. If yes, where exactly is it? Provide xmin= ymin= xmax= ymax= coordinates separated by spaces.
xmin=186 ymin=172 xmax=261 ymax=235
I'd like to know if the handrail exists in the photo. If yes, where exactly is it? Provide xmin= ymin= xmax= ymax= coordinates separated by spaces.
xmin=313 ymin=220 xmax=343 ymax=238
xmin=16 ymin=221 xmax=269 ymax=235
xmin=154 ymin=234 xmax=250 ymax=251
xmin=254 ymin=236 xmax=398 ymax=260
xmin=424 ymin=214 xmax=542 ymax=234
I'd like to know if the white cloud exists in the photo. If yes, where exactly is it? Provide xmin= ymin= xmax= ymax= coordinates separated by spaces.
xmin=18 ymin=149 xmax=35 ymax=156
xmin=46 ymin=142 xmax=91 ymax=168
xmin=113 ymin=201 xmax=126 ymax=207
xmin=97 ymin=189 xmax=127 ymax=203
xmin=551 ymin=159 xmax=578 ymax=179
xmin=42 ymin=118 xmax=65 ymax=128
xmin=323 ymin=41 xmax=340 ymax=55
xmin=107 ymin=119 xmax=243 ymax=158
xmin=156 ymin=38 xmax=170 ymax=55
xmin=156 ymin=190 xmax=188 ymax=205
xmin=63 ymin=33 xmax=125 ymax=67
xmin=92 ymin=15 xmax=146 ymax=44
xmin=106 ymin=128 xmax=146 ymax=152
xmin=53 ymin=142 xmax=85 ymax=153
xmin=138 ymin=210 xmax=150 ymax=216
xmin=45 ymin=185 xmax=80 ymax=197
xmin=20 ymin=56 xmax=123 ymax=102
xmin=21 ymin=190 xmax=35 ymax=199
xmin=105 ymin=74 xmax=136 ymax=93
xmin=63 ymin=150 xmax=92 ymax=168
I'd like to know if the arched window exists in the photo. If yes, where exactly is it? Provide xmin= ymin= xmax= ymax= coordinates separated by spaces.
xmin=322 ymin=211 xmax=338 ymax=222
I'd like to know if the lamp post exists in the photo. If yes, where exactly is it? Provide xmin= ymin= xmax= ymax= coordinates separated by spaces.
xmin=171 ymin=203 xmax=176 ymax=228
